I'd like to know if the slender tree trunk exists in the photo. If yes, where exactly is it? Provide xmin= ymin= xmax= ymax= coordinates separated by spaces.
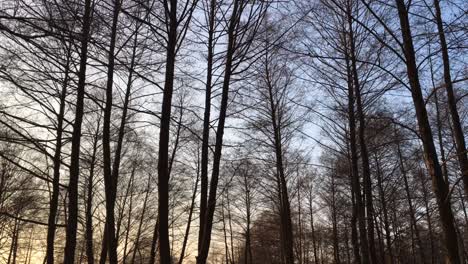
xmin=148 ymin=218 xmax=159 ymax=264
xmin=349 ymin=172 xmax=360 ymax=264
xmin=157 ymin=1 xmax=179 ymax=262
xmin=117 ymin=20 xmax=140 ymax=245
xmin=309 ymin=193 xmax=319 ymax=264
xmin=433 ymin=0 xmax=468 ymax=196
xmin=25 ymin=228 xmax=33 ymax=264
xmin=418 ymin=166 xmax=436 ymax=264
xmin=12 ymin=225 xmax=18 ymax=264
xmin=344 ymin=226 xmax=351 ymax=264
xmin=266 ymin=66 xmax=295 ymax=264
xmin=198 ymin=0 xmax=216 ymax=252
xmin=178 ymin=158 xmax=200 ymax=264
xmin=298 ymin=183 xmax=304 ymax=264
xmin=197 ymin=2 xmax=240 ymax=263
xmin=375 ymin=155 xmax=395 ymax=263
xmin=122 ymin=168 xmax=135 ymax=264
xmin=373 ymin=215 xmax=385 ymax=264
xmin=131 ymin=174 xmax=151 ymax=264
xmin=434 ymin=90 xmax=449 ymax=182
xmin=63 ymin=0 xmax=93 ymax=261
xmin=346 ymin=5 xmax=376 ymax=262
xmin=394 ymin=1 xmax=460 ymax=262
xmin=344 ymin=33 xmax=369 ymax=264
xmin=98 ymin=229 xmax=107 ymax=264
xmin=242 ymin=165 xmax=253 ymax=264
xmin=7 ymin=218 xmax=18 ymax=264
xmin=331 ymin=172 xmax=340 ymax=264
xmin=86 ymin=121 xmax=100 ymax=264
xmin=226 ymin=191 xmax=235 ymax=264
xmin=222 ymin=200 xmax=230 ymax=264
xmin=46 ymin=46 xmax=70 ymax=264
xmin=101 ymin=0 xmax=121 ymax=262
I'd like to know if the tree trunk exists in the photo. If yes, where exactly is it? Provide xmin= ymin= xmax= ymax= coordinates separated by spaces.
xmin=346 ymin=6 xmax=376 ymax=262
xmin=331 ymin=171 xmax=340 ymax=264
xmin=46 ymin=45 xmax=70 ymax=264
xmin=85 ymin=121 xmax=100 ymax=264
xmin=344 ymin=33 xmax=369 ymax=264
xmin=131 ymin=174 xmax=151 ymax=264
xmin=309 ymin=192 xmax=319 ymax=264
xmin=375 ymin=155 xmax=396 ymax=263
xmin=266 ymin=62 xmax=295 ymax=264
xmin=433 ymin=0 xmax=468 ymax=196
xmin=197 ymin=2 xmax=240 ymax=263
xmin=63 ymin=0 xmax=93 ymax=261
xmin=148 ymin=218 xmax=159 ymax=264
xmin=157 ymin=0 xmax=178 ymax=262
xmin=122 ymin=168 xmax=135 ymax=264
xmin=7 ymin=218 xmax=18 ymax=264
xmin=394 ymin=1 xmax=460 ymax=262
xmin=198 ymin=0 xmax=216 ymax=252
xmin=418 ymin=166 xmax=436 ymax=264
xmin=101 ymin=0 xmax=121 ymax=262
xmin=178 ymin=158 xmax=200 ymax=264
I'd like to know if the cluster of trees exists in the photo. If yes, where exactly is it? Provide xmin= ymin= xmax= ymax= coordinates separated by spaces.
xmin=0 ymin=0 xmax=466 ymax=263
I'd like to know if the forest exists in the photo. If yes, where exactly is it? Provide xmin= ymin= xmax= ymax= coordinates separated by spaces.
xmin=0 ymin=0 xmax=467 ymax=263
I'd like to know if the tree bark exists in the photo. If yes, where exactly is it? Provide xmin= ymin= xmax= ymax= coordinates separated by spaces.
xmin=375 ymin=155 xmax=396 ymax=263
xmin=265 ymin=55 xmax=295 ymax=264
xmin=46 ymin=45 xmax=70 ymax=264
xmin=198 ymin=0 xmax=216 ymax=252
xmin=178 ymin=159 xmax=200 ymax=264
xmin=394 ymin=1 xmax=460 ymax=262
xmin=433 ymin=0 xmax=468 ymax=197
xmin=197 ymin=1 xmax=240 ymax=263
xmin=131 ymin=174 xmax=151 ymax=264
xmin=344 ymin=32 xmax=369 ymax=264
xmin=85 ymin=120 xmax=100 ymax=264
xmin=63 ymin=0 xmax=93 ymax=261
xmin=101 ymin=0 xmax=121 ymax=262
xmin=157 ymin=0 xmax=178 ymax=262
xmin=346 ymin=7 xmax=377 ymax=262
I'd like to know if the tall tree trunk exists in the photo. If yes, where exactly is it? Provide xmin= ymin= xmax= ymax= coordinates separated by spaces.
xmin=344 ymin=32 xmax=369 ymax=264
xmin=375 ymin=155 xmax=396 ymax=263
xmin=178 ymin=157 xmax=200 ymax=264
xmin=298 ymin=182 xmax=304 ymax=264
xmin=394 ymin=1 xmax=460 ymax=262
xmin=331 ymin=171 xmax=340 ymax=264
xmin=346 ymin=5 xmax=376 ymax=262
xmin=131 ymin=174 xmax=151 ymax=264
xmin=85 ymin=121 xmax=100 ymax=264
xmin=433 ymin=0 xmax=468 ymax=196
xmin=418 ymin=166 xmax=436 ymax=264
xmin=63 ymin=0 xmax=93 ymax=261
xmin=148 ymin=218 xmax=159 ymax=264
xmin=198 ymin=0 xmax=216 ymax=252
xmin=112 ymin=19 xmax=141 ymax=264
xmin=157 ymin=0 xmax=178 ymax=262
xmin=242 ymin=164 xmax=253 ymax=264
xmin=344 ymin=226 xmax=351 ymax=264
xmin=266 ymin=63 xmax=295 ymax=264
xmin=197 ymin=1 xmax=240 ymax=263
xmin=7 ymin=218 xmax=18 ymax=264
xmin=222 ymin=199 xmax=230 ymax=264
xmin=226 ymin=190 xmax=235 ymax=264
xmin=122 ymin=167 xmax=135 ymax=264
xmin=373 ymin=215 xmax=385 ymax=264
xmin=46 ymin=46 xmax=70 ymax=264
xmin=308 ymin=192 xmax=319 ymax=264
xmin=101 ymin=0 xmax=121 ymax=262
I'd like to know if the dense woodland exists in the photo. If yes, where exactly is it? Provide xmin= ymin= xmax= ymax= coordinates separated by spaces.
xmin=0 ymin=0 xmax=467 ymax=263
